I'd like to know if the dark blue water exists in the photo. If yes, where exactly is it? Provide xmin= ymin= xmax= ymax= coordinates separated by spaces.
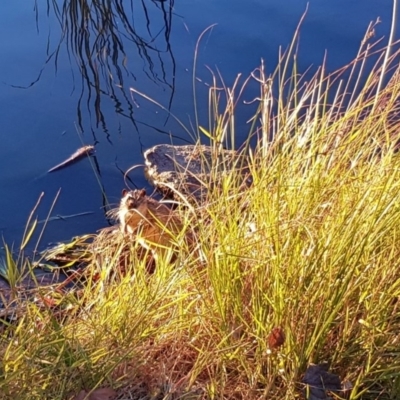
xmin=0 ymin=0 xmax=395 ymax=250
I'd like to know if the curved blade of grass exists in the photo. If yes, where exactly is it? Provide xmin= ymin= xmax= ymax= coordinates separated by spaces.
xmin=21 ymin=218 xmax=38 ymax=251
xmin=20 ymin=192 xmax=43 ymax=251
xmin=4 ymin=243 xmax=18 ymax=288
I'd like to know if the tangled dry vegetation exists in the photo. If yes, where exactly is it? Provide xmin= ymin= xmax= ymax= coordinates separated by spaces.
xmin=1 ymin=25 xmax=400 ymax=400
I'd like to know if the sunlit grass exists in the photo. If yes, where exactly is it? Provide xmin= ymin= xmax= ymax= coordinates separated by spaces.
xmin=2 ymin=20 xmax=400 ymax=400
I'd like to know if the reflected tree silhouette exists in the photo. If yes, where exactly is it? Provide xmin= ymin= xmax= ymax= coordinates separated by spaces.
xmin=34 ymin=0 xmax=178 ymax=140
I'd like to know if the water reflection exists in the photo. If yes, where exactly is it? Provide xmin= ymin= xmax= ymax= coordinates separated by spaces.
xmin=32 ymin=0 xmax=179 ymax=141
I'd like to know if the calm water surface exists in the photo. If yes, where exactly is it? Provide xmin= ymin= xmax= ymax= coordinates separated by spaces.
xmin=0 ymin=0 xmax=395 ymax=249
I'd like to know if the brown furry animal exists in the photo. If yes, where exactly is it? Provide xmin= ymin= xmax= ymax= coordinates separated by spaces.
xmin=118 ymin=189 xmax=188 ymax=257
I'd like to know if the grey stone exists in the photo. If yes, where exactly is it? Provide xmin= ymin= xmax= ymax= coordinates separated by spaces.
xmin=302 ymin=363 xmax=342 ymax=399
xmin=144 ymin=144 xmax=251 ymax=203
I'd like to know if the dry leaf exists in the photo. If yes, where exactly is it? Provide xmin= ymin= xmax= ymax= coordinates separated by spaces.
xmin=74 ymin=388 xmax=117 ymax=400
xmin=267 ymin=326 xmax=285 ymax=349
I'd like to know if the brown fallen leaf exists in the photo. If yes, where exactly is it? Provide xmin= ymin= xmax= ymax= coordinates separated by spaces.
xmin=267 ymin=326 xmax=285 ymax=349
xmin=74 ymin=388 xmax=117 ymax=400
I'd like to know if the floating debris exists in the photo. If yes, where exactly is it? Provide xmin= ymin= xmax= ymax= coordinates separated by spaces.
xmin=48 ymin=145 xmax=95 ymax=173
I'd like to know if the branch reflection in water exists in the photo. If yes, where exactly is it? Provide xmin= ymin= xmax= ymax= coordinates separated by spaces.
xmin=32 ymin=0 xmax=183 ymax=141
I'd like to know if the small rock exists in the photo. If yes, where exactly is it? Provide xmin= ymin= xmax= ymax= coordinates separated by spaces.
xmin=144 ymin=144 xmax=251 ymax=204
xmin=302 ymin=362 xmax=342 ymax=399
